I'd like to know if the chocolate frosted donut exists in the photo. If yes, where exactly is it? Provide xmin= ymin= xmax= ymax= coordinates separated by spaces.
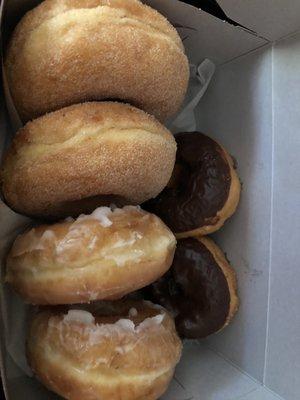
xmin=149 ymin=237 xmax=239 ymax=338
xmin=144 ymin=132 xmax=241 ymax=238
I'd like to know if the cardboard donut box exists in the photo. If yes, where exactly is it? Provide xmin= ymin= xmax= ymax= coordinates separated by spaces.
xmin=0 ymin=1 xmax=299 ymax=399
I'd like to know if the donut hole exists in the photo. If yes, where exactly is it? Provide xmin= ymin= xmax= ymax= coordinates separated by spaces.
xmin=168 ymin=276 xmax=185 ymax=297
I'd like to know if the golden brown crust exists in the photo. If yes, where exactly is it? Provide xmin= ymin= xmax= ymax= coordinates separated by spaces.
xmin=6 ymin=206 xmax=176 ymax=305
xmin=1 ymin=102 xmax=177 ymax=218
xmin=176 ymin=145 xmax=241 ymax=239
xmin=5 ymin=0 xmax=189 ymax=122
xmin=27 ymin=300 xmax=182 ymax=400
xmin=197 ymin=236 xmax=239 ymax=330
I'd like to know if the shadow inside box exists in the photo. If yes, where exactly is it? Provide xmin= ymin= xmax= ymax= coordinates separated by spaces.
xmin=0 ymin=382 xmax=4 ymax=400
xmin=5 ymin=378 xmax=59 ymax=400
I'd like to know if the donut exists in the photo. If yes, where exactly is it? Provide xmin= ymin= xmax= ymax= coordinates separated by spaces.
xmin=6 ymin=205 xmax=176 ymax=305
xmin=27 ymin=300 xmax=182 ymax=400
xmin=0 ymin=102 xmax=177 ymax=218
xmin=5 ymin=0 xmax=189 ymax=122
xmin=148 ymin=236 xmax=239 ymax=338
xmin=144 ymin=132 xmax=241 ymax=238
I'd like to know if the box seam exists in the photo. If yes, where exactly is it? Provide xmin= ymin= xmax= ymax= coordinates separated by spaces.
xmin=263 ymin=42 xmax=275 ymax=387
xmin=220 ymin=42 xmax=270 ymax=66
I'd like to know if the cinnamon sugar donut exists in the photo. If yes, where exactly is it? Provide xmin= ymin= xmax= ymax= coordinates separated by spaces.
xmin=27 ymin=300 xmax=182 ymax=400
xmin=6 ymin=206 xmax=176 ymax=305
xmin=0 ymin=102 xmax=177 ymax=218
xmin=149 ymin=236 xmax=239 ymax=338
xmin=5 ymin=0 xmax=189 ymax=122
xmin=144 ymin=132 xmax=241 ymax=238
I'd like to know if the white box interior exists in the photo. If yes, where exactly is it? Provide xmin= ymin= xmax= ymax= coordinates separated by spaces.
xmin=0 ymin=1 xmax=299 ymax=400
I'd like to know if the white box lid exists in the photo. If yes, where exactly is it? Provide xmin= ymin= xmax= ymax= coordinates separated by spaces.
xmin=145 ymin=0 xmax=267 ymax=64
xmin=218 ymin=0 xmax=300 ymax=41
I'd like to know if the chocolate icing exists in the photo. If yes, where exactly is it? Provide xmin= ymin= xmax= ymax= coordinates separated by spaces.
xmin=150 ymin=238 xmax=230 ymax=338
xmin=144 ymin=132 xmax=232 ymax=233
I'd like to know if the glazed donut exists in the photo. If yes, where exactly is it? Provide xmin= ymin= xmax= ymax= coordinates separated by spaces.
xmin=6 ymin=206 xmax=176 ymax=305
xmin=148 ymin=236 xmax=239 ymax=338
xmin=5 ymin=0 xmax=189 ymax=122
xmin=27 ymin=300 xmax=182 ymax=400
xmin=0 ymin=102 xmax=177 ymax=218
xmin=144 ymin=132 xmax=241 ymax=238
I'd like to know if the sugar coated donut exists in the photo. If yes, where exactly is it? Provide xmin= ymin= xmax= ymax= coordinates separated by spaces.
xmin=5 ymin=0 xmax=189 ymax=122
xmin=0 ymin=102 xmax=177 ymax=218
xmin=27 ymin=300 xmax=182 ymax=400
xmin=149 ymin=236 xmax=239 ymax=338
xmin=6 ymin=206 xmax=176 ymax=305
xmin=144 ymin=132 xmax=241 ymax=238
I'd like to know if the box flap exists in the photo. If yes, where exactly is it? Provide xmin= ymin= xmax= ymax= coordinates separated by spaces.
xmin=144 ymin=0 xmax=267 ymax=65
xmin=1 ymin=0 xmax=268 ymax=66
xmin=218 ymin=0 xmax=300 ymax=41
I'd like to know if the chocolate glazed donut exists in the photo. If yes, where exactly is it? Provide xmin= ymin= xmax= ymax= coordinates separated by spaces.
xmin=144 ymin=132 xmax=241 ymax=238
xmin=149 ymin=237 xmax=239 ymax=338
